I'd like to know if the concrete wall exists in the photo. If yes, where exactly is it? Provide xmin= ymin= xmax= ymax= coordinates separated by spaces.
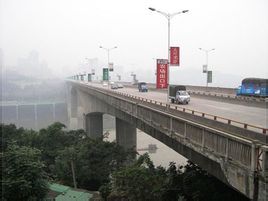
xmin=85 ymin=113 xmax=103 ymax=139
xmin=116 ymin=118 xmax=136 ymax=150
xmin=0 ymin=102 xmax=68 ymax=130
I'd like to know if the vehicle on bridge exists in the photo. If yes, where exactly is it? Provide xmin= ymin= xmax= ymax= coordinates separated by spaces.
xmin=102 ymin=82 xmax=108 ymax=87
xmin=138 ymin=82 xmax=148 ymax=92
xmin=116 ymin=83 xmax=124 ymax=88
xmin=111 ymin=83 xmax=118 ymax=89
xmin=236 ymin=78 xmax=268 ymax=97
xmin=169 ymin=85 xmax=190 ymax=104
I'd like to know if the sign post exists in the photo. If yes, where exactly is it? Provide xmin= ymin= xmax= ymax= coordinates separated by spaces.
xmin=108 ymin=62 xmax=114 ymax=71
xmin=202 ymin=65 xmax=207 ymax=73
xmin=207 ymin=71 xmax=212 ymax=84
xmin=88 ymin=74 xmax=92 ymax=82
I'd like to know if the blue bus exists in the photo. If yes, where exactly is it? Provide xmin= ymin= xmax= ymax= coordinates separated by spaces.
xmin=236 ymin=78 xmax=268 ymax=97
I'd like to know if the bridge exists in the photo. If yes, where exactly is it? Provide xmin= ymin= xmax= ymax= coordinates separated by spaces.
xmin=67 ymin=80 xmax=267 ymax=201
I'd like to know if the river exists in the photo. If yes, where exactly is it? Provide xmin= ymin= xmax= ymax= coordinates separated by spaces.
xmin=103 ymin=114 xmax=187 ymax=168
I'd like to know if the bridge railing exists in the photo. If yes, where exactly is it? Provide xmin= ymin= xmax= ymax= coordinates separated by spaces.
xmin=113 ymin=91 xmax=268 ymax=135
xmin=188 ymin=91 xmax=267 ymax=102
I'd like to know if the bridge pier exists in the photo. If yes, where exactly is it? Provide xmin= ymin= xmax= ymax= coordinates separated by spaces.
xmin=116 ymin=118 xmax=136 ymax=150
xmin=69 ymin=87 xmax=79 ymax=129
xmin=85 ymin=113 xmax=103 ymax=139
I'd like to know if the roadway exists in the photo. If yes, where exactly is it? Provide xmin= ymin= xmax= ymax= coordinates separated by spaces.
xmin=82 ymin=82 xmax=267 ymax=129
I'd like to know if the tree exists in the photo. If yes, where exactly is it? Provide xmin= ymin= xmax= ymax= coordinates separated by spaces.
xmin=36 ymin=122 xmax=87 ymax=176
xmin=2 ymin=144 xmax=48 ymax=201
xmin=106 ymin=153 xmax=167 ymax=201
xmin=161 ymin=162 xmax=184 ymax=201
xmin=181 ymin=161 xmax=249 ymax=201
xmin=102 ymin=156 xmax=250 ymax=201
xmin=0 ymin=123 xmax=28 ymax=151
xmin=55 ymin=137 xmax=136 ymax=191
xmin=54 ymin=146 xmax=79 ymax=187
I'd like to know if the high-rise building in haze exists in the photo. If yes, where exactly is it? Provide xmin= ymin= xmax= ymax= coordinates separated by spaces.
xmin=0 ymin=48 xmax=4 ymax=70
xmin=16 ymin=50 xmax=52 ymax=79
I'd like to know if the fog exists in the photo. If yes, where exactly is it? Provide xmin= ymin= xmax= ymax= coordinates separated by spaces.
xmin=1 ymin=0 xmax=268 ymax=87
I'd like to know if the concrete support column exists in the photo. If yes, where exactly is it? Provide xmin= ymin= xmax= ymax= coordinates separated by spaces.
xmin=34 ymin=104 xmax=37 ymax=130
xmin=251 ymin=140 xmax=259 ymax=171
xmin=53 ymin=103 xmax=56 ymax=122
xmin=85 ymin=113 xmax=103 ymax=139
xmin=116 ymin=118 xmax=137 ymax=150
xmin=69 ymin=88 xmax=79 ymax=129
xmin=71 ymin=90 xmax=78 ymax=118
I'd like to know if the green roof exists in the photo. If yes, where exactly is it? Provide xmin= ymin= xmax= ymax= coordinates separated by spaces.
xmin=48 ymin=183 xmax=93 ymax=201
xmin=49 ymin=183 xmax=70 ymax=193
xmin=57 ymin=189 xmax=92 ymax=201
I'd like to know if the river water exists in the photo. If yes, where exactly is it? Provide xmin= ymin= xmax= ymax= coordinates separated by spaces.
xmin=103 ymin=114 xmax=187 ymax=168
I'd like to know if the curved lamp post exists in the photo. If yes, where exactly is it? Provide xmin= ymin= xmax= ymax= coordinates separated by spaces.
xmin=198 ymin=48 xmax=215 ymax=88
xmin=99 ymin=46 xmax=117 ymax=87
xmin=149 ymin=7 xmax=189 ymax=102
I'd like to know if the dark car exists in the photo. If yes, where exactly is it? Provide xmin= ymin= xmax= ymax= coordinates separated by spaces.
xmin=138 ymin=82 xmax=148 ymax=92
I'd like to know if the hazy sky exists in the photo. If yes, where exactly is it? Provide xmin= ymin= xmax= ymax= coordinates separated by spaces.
xmin=1 ymin=0 xmax=267 ymax=87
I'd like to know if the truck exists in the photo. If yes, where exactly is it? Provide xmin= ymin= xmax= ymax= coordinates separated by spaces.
xmin=138 ymin=82 xmax=148 ymax=92
xmin=169 ymin=85 xmax=190 ymax=104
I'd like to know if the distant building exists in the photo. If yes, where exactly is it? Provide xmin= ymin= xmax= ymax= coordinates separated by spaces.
xmin=0 ymin=48 xmax=4 ymax=69
xmin=16 ymin=50 xmax=52 ymax=79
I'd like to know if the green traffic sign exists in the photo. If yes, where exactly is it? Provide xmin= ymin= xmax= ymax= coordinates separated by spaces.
xmin=207 ymin=71 xmax=212 ymax=83
xmin=103 ymin=68 xmax=109 ymax=81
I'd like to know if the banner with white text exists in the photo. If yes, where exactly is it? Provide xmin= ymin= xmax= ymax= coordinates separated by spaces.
xmin=170 ymin=47 xmax=180 ymax=66
xmin=156 ymin=59 xmax=168 ymax=89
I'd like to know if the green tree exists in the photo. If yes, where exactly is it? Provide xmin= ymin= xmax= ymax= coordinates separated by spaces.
xmin=2 ymin=144 xmax=48 ymax=201
xmin=181 ymin=161 xmax=249 ymax=201
xmin=37 ymin=122 xmax=86 ymax=176
xmin=0 ymin=123 xmax=27 ymax=151
xmin=55 ymin=137 xmax=135 ymax=191
xmin=106 ymin=153 xmax=167 ymax=201
xmin=54 ymin=146 xmax=78 ymax=187
xmin=161 ymin=162 xmax=184 ymax=201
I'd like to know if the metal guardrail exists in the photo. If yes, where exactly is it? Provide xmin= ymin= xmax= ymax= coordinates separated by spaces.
xmin=188 ymin=91 xmax=267 ymax=103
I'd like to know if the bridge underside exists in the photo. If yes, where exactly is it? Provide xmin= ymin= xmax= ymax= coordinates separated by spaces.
xmin=137 ymin=119 xmax=229 ymax=184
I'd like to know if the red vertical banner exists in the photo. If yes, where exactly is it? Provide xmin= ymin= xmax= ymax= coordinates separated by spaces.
xmin=170 ymin=47 xmax=180 ymax=66
xmin=156 ymin=59 xmax=168 ymax=89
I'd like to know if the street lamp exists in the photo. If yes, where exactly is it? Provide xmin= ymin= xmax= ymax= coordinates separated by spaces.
xmin=149 ymin=7 xmax=189 ymax=102
xmin=99 ymin=46 xmax=117 ymax=69
xmin=116 ymin=74 xmax=121 ymax=81
xmin=85 ymin=58 xmax=93 ymax=81
xmin=152 ymin=58 xmax=158 ymax=76
xmin=99 ymin=46 xmax=117 ymax=87
xmin=198 ymin=48 xmax=215 ymax=88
